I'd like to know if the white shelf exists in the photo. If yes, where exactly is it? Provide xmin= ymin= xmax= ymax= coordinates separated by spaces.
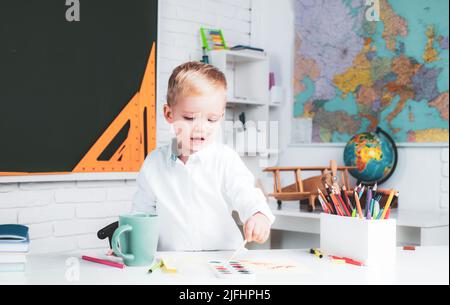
xmin=210 ymin=49 xmax=280 ymax=158
xmin=211 ymin=50 xmax=268 ymax=62
xmin=227 ymin=98 xmax=267 ymax=106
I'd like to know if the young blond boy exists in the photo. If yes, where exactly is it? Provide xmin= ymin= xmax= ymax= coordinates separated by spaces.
xmin=132 ymin=62 xmax=275 ymax=251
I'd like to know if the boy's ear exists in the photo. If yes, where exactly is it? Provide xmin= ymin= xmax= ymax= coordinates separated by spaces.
xmin=163 ymin=104 xmax=174 ymax=123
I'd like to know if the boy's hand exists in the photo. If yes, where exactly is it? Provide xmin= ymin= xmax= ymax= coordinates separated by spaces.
xmin=244 ymin=212 xmax=271 ymax=244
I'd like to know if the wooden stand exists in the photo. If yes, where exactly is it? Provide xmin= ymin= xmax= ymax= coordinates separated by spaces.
xmin=263 ymin=165 xmax=357 ymax=212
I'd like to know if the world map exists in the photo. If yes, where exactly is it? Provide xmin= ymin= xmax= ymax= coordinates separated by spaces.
xmin=293 ymin=0 xmax=449 ymax=143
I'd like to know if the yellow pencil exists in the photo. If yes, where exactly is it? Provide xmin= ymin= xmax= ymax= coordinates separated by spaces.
xmin=354 ymin=191 xmax=364 ymax=219
xmin=380 ymin=189 xmax=395 ymax=220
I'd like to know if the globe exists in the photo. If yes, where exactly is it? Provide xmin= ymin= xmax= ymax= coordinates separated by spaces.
xmin=343 ymin=128 xmax=398 ymax=184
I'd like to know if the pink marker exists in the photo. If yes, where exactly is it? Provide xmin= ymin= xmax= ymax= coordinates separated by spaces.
xmin=82 ymin=255 xmax=125 ymax=269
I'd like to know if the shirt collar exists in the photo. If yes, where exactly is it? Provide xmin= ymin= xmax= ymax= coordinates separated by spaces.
xmin=166 ymin=138 xmax=214 ymax=166
xmin=166 ymin=138 xmax=180 ymax=166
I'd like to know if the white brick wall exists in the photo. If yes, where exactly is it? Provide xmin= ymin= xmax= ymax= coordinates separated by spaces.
xmin=157 ymin=0 xmax=253 ymax=146
xmin=0 ymin=0 xmax=255 ymax=255
xmin=0 ymin=180 xmax=135 ymax=254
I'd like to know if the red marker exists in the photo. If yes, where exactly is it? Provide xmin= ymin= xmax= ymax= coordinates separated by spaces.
xmin=82 ymin=255 xmax=125 ymax=269
xmin=330 ymin=256 xmax=364 ymax=267
xmin=344 ymin=258 xmax=364 ymax=267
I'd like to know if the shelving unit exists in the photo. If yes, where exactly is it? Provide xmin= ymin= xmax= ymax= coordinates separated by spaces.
xmin=209 ymin=50 xmax=279 ymax=157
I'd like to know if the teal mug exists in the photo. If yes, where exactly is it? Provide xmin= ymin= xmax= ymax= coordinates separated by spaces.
xmin=112 ymin=214 xmax=159 ymax=267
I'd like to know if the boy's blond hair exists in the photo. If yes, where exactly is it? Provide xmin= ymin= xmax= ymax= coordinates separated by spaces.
xmin=167 ymin=62 xmax=227 ymax=106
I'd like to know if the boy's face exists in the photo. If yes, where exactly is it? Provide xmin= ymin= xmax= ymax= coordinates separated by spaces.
xmin=164 ymin=89 xmax=226 ymax=156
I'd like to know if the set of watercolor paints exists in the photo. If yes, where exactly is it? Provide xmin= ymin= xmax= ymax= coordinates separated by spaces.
xmin=208 ymin=260 xmax=255 ymax=279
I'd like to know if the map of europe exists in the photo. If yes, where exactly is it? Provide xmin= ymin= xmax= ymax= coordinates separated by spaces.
xmin=293 ymin=0 xmax=449 ymax=143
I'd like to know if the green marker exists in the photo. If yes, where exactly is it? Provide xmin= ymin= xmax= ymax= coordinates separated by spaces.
xmin=148 ymin=260 xmax=163 ymax=274
xmin=352 ymin=209 xmax=357 ymax=218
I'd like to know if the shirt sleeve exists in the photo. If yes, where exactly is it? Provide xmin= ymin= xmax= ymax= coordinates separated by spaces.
xmin=223 ymin=147 xmax=275 ymax=225
xmin=131 ymin=167 xmax=157 ymax=215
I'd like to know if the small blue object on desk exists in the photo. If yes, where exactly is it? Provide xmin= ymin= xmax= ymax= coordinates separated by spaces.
xmin=0 ymin=224 xmax=30 ymax=272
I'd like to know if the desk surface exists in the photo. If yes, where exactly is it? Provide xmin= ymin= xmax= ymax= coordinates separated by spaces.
xmin=269 ymin=201 xmax=450 ymax=228
xmin=1 ymin=247 xmax=448 ymax=285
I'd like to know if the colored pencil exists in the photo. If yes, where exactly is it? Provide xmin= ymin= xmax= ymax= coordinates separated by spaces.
xmin=354 ymin=191 xmax=364 ymax=219
xmin=336 ymin=190 xmax=351 ymax=217
xmin=373 ymin=200 xmax=380 ymax=219
xmin=82 ymin=256 xmax=125 ymax=269
xmin=342 ymin=185 xmax=354 ymax=210
xmin=385 ymin=208 xmax=392 ymax=219
xmin=380 ymin=189 xmax=396 ymax=219
xmin=376 ymin=208 xmax=384 ymax=220
xmin=372 ymin=183 xmax=378 ymax=199
xmin=358 ymin=186 xmax=365 ymax=199
xmin=317 ymin=194 xmax=329 ymax=213
xmin=330 ymin=193 xmax=344 ymax=216
xmin=319 ymin=189 xmax=335 ymax=214
xmin=320 ymin=187 xmax=336 ymax=215
xmin=366 ymin=187 xmax=373 ymax=219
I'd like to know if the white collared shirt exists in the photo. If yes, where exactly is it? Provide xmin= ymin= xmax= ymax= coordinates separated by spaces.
xmin=131 ymin=139 xmax=275 ymax=251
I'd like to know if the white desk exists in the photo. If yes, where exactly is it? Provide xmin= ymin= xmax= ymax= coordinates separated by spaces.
xmin=270 ymin=201 xmax=449 ymax=246
xmin=0 ymin=247 xmax=448 ymax=285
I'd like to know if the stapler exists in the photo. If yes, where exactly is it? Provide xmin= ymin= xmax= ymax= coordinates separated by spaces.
xmin=97 ymin=221 xmax=119 ymax=249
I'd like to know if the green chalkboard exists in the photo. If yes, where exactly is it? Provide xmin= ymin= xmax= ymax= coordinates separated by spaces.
xmin=0 ymin=0 xmax=158 ymax=175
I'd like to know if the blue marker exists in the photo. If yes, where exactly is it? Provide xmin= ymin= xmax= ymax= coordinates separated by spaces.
xmin=376 ymin=208 xmax=384 ymax=220
xmin=370 ymin=199 xmax=376 ymax=218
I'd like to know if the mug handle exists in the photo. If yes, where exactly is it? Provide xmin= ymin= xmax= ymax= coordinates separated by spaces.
xmin=112 ymin=225 xmax=135 ymax=262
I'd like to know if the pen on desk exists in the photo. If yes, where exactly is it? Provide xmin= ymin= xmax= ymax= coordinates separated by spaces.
xmin=148 ymin=260 xmax=163 ymax=274
xmin=343 ymin=257 xmax=364 ymax=267
xmin=329 ymin=256 xmax=364 ymax=267
xmin=82 ymin=255 xmax=125 ymax=269
xmin=310 ymin=248 xmax=324 ymax=259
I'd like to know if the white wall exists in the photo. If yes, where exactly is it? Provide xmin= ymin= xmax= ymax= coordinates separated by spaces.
xmin=257 ymin=0 xmax=449 ymax=212
xmin=0 ymin=0 xmax=255 ymax=254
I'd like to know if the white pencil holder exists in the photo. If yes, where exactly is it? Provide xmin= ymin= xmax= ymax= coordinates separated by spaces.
xmin=320 ymin=213 xmax=397 ymax=267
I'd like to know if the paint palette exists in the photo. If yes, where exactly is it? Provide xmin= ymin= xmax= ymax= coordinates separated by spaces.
xmin=208 ymin=261 xmax=255 ymax=279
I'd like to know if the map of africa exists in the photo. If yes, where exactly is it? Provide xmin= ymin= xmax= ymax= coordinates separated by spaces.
xmin=293 ymin=0 xmax=449 ymax=143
